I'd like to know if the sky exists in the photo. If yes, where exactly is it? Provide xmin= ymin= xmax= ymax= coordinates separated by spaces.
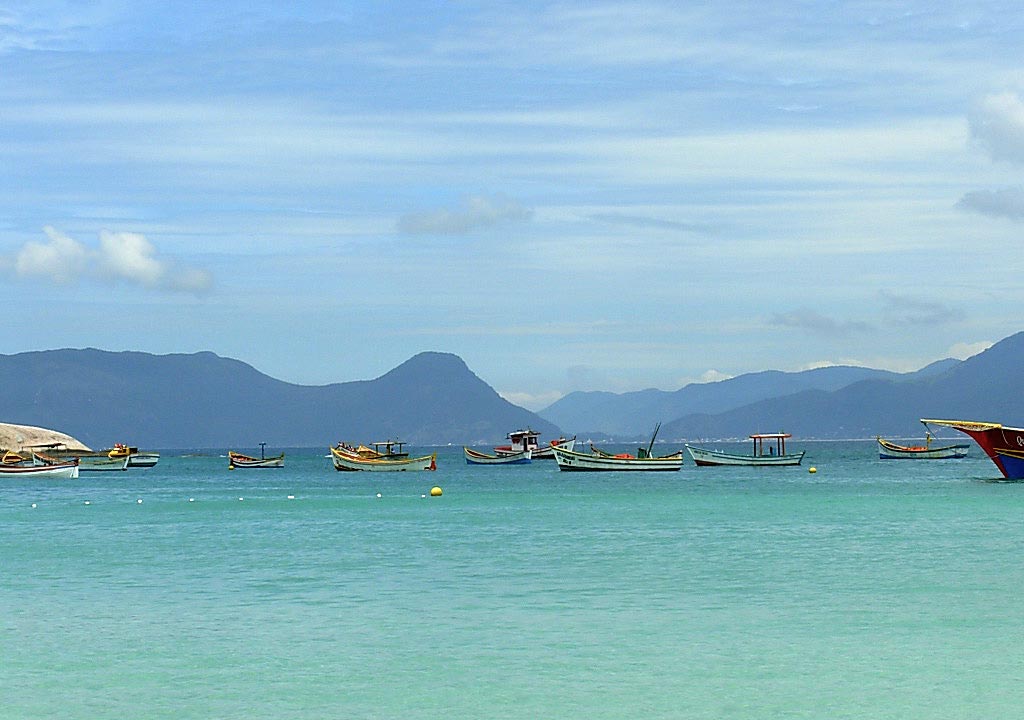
xmin=2 ymin=2 xmax=1023 ymax=410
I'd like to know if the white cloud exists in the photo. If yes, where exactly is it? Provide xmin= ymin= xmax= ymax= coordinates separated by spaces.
xmin=499 ymin=389 xmax=563 ymax=412
xmin=948 ymin=340 xmax=992 ymax=359
xmin=14 ymin=226 xmax=90 ymax=284
xmin=770 ymin=309 xmax=871 ymax=336
xmin=397 ymin=195 xmax=532 ymax=235
xmin=11 ymin=227 xmax=212 ymax=294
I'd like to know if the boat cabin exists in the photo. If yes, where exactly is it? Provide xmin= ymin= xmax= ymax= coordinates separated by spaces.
xmin=370 ymin=440 xmax=409 ymax=459
xmin=497 ymin=429 xmax=541 ymax=454
xmin=749 ymin=433 xmax=791 ymax=458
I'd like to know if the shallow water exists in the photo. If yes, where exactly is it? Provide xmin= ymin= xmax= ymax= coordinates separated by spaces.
xmin=3 ymin=442 xmax=1021 ymax=719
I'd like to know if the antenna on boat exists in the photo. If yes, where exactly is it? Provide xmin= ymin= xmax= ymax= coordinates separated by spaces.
xmin=259 ymin=442 xmax=266 ymax=460
xmin=647 ymin=422 xmax=661 ymax=457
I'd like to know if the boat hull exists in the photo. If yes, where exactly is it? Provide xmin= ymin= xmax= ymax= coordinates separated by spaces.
xmin=922 ymin=420 xmax=1024 ymax=479
xmin=77 ymin=454 xmax=131 ymax=471
xmin=877 ymin=438 xmax=968 ymax=460
xmin=127 ymin=451 xmax=160 ymax=468
xmin=0 ymin=463 xmax=80 ymax=479
xmin=552 ymin=444 xmax=683 ymax=472
xmin=686 ymin=445 xmax=805 ymax=467
xmin=464 ymin=447 xmax=532 ymax=465
xmin=229 ymin=452 xmax=285 ymax=469
xmin=331 ymin=446 xmax=436 ymax=472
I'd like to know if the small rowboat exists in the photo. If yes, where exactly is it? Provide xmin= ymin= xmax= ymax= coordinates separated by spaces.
xmin=464 ymin=447 xmax=532 ymax=465
xmin=877 ymin=435 xmax=968 ymax=460
xmin=228 ymin=445 xmax=284 ymax=469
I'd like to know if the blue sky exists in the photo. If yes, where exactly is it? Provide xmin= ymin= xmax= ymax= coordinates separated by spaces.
xmin=2 ymin=2 xmax=1022 ymax=409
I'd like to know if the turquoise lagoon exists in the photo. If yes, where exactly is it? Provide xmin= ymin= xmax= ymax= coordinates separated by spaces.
xmin=3 ymin=442 xmax=1024 ymax=719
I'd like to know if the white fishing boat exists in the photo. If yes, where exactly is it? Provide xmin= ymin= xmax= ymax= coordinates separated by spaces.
xmin=552 ymin=424 xmax=683 ymax=472
xmin=0 ymin=452 xmax=80 ymax=479
xmin=464 ymin=447 xmax=532 ymax=465
xmin=127 ymin=450 xmax=160 ymax=468
xmin=686 ymin=433 xmax=805 ymax=467
xmin=552 ymin=443 xmax=683 ymax=471
xmin=494 ymin=429 xmax=575 ymax=460
xmin=330 ymin=442 xmax=436 ymax=471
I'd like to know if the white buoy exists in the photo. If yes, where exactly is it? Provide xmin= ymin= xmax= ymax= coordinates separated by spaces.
xmin=84 ymin=501 xmax=91 ymax=505
xmin=238 ymin=497 xmax=244 ymax=501
xmin=376 ymin=493 xmax=382 ymax=498
xmin=30 ymin=503 xmax=36 ymax=509
xmin=287 ymin=495 xmax=295 ymax=500
xmin=137 ymin=498 xmax=143 ymax=504
xmin=188 ymin=497 xmax=195 ymax=502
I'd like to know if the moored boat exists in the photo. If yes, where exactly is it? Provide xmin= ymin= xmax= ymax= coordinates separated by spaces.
xmin=228 ymin=445 xmax=285 ymax=469
xmin=127 ymin=450 xmax=160 ymax=468
xmin=331 ymin=442 xmax=436 ymax=471
xmin=26 ymin=443 xmax=130 ymax=471
xmin=494 ymin=429 xmax=576 ymax=460
xmin=553 ymin=424 xmax=682 ymax=472
xmin=686 ymin=433 xmax=805 ymax=467
xmin=0 ymin=452 xmax=79 ymax=479
xmin=876 ymin=432 xmax=969 ymax=460
xmin=464 ymin=447 xmax=532 ymax=465
xmin=552 ymin=443 xmax=683 ymax=471
xmin=920 ymin=419 xmax=1024 ymax=479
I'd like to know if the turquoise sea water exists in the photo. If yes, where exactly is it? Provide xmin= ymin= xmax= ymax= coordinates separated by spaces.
xmin=4 ymin=441 xmax=1024 ymax=719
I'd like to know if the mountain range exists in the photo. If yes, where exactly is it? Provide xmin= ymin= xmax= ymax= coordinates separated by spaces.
xmin=0 ymin=349 xmax=559 ymax=449
xmin=2 ymin=330 xmax=1023 ymax=448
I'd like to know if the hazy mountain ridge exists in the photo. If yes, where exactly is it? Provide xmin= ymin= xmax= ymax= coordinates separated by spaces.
xmin=539 ymin=362 xmax=961 ymax=437
xmin=0 ymin=349 xmax=559 ymax=449
xmin=660 ymin=333 xmax=1024 ymax=440
xmin=2 ymin=333 xmax=1021 ymax=448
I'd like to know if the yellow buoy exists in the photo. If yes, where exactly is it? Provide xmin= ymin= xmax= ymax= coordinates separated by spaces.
xmin=809 ymin=467 xmax=817 ymax=474
xmin=430 ymin=486 xmax=443 ymax=497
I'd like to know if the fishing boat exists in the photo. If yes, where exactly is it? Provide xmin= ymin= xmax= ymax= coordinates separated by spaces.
xmin=127 ymin=450 xmax=160 ymax=468
xmin=107 ymin=444 xmax=160 ymax=468
xmin=0 ymin=452 xmax=79 ymax=479
xmin=920 ymin=419 xmax=1024 ymax=479
xmin=228 ymin=444 xmax=284 ymax=469
xmin=330 ymin=441 xmax=436 ymax=471
xmin=494 ymin=429 xmax=576 ymax=460
xmin=686 ymin=433 xmax=805 ymax=467
xmin=25 ymin=443 xmax=130 ymax=471
xmin=464 ymin=447 xmax=532 ymax=465
xmin=876 ymin=426 xmax=969 ymax=460
xmin=552 ymin=424 xmax=683 ymax=472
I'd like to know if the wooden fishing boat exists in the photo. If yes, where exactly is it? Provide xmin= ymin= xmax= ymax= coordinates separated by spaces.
xmin=330 ymin=442 xmax=436 ymax=471
xmin=24 ymin=443 xmax=130 ymax=471
xmin=228 ymin=446 xmax=285 ymax=469
xmin=686 ymin=433 xmax=805 ymax=466
xmin=876 ymin=433 xmax=968 ymax=460
xmin=920 ymin=419 xmax=1024 ymax=479
xmin=553 ymin=424 xmax=682 ymax=472
xmin=494 ymin=429 xmax=575 ymax=460
xmin=552 ymin=443 xmax=683 ymax=471
xmin=464 ymin=447 xmax=532 ymax=465
xmin=0 ymin=452 xmax=79 ymax=479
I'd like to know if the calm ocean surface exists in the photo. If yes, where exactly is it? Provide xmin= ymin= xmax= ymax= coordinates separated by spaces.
xmin=4 ymin=441 xmax=1024 ymax=719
